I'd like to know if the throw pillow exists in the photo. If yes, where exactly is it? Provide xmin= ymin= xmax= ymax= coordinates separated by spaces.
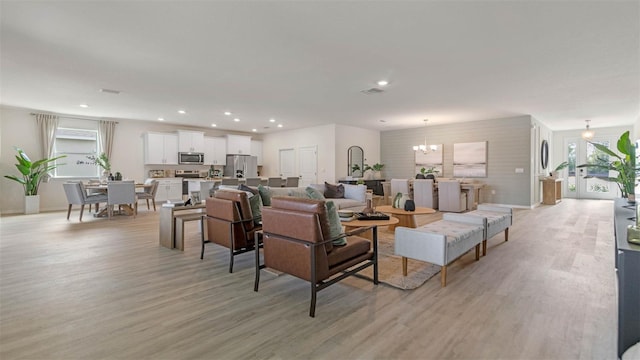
xmin=326 ymin=201 xmax=347 ymax=246
xmin=257 ymin=184 xmax=271 ymax=206
xmin=248 ymin=193 xmax=263 ymax=225
xmin=343 ymin=184 xmax=366 ymax=203
xmin=324 ymin=182 xmax=345 ymax=199
xmin=238 ymin=184 xmax=258 ymax=195
xmin=305 ymin=186 xmax=325 ymax=200
xmin=288 ymin=188 xmax=309 ymax=198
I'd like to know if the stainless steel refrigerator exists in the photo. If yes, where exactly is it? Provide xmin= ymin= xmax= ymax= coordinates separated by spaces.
xmin=224 ymin=155 xmax=258 ymax=178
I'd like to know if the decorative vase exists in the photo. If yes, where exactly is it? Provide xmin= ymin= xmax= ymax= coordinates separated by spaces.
xmin=393 ymin=192 xmax=403 ymax=208
xmin=399 ymin=193 xmax=410 ymax=209
xmin=362 ymin=199 xmax=374 ymax=214
xmin=404 ymin=199 xmax=415 ymax=211
xmin=364 ymin=170 xmax=374 ymax=180
xmin=24 ymin=195 xmax=40 ymax=214
xmin=416 ymin=174 xmax=426 ymax=179
xmin=373 ymin=171 xmax=382 ymax=179
xmin=101 ymin=170 xmax=109 ymax=182
xmin=627 ymin=194 xmax=636 ymax=204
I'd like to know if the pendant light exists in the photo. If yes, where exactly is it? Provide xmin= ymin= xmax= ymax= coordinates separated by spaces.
xmin=581 ymin=119 xmax=594 ymax=140
xmin=412 ymin=119 xmax=438 ymax=154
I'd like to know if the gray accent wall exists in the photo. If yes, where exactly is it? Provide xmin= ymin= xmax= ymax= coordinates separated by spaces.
xmin=381 ymin=115 xmax=534 ymax=207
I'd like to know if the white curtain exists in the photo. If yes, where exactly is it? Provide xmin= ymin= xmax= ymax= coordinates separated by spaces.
xmin=36 ymin=113 xmax=59 ymax=160
xmin=98 ymin=120 xmax=117 ymax=159
xmin=35 ymin=113 xmax=59 ymax=183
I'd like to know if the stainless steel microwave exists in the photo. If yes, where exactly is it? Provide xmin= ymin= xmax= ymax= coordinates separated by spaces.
xmin=178 ymin=152 xmax=204 ymax=165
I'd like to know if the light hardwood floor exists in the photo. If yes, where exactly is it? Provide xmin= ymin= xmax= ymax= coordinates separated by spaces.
xmin=0 ymin=199 xmax=616 ymax=359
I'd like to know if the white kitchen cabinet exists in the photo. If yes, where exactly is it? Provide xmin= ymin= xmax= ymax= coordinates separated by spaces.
xmin=204 ymin=137 xmax=227 ymax=165
xmin=226 ymin=134 xmax=251 ymax=155
xmin=155 ymin=178 xmax=183 ymax=202
xmin=177 ymin=130 xmax=204 ymax=153
xmin=144 ymin=132 xmax=178 ymax=165
xmin=251 ymin=140 xmax=263 ymax=165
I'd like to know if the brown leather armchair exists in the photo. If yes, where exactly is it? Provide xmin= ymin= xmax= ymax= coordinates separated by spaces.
xmin=204 ymin=190 xmax=261 ymax=273
xmin=254 ymin=197 xmax=378 ymax=317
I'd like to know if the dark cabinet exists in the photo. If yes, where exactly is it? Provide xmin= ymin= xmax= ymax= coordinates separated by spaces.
xmin=339 ymin=179 xmax=385 ymax=196
xmin=614 ymin=199 xmax=640 ymax=359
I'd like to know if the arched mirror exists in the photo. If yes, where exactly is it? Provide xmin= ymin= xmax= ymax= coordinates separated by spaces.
xmin=348 ymin=146 xmax=364 ymax=177
xmin=541 ymin=140 xmax=549 ymax=170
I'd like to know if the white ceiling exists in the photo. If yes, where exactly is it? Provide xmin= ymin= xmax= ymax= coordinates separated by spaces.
xmin=1 ymin=1 xmax=638 ymax=133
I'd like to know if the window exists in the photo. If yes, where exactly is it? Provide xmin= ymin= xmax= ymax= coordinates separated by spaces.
xmin=54 ymin=127 xmax=100 ymax=178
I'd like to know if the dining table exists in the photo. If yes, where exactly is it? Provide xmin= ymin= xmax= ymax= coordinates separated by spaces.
xmin=84 ymin=182 xmax=153 ymax=217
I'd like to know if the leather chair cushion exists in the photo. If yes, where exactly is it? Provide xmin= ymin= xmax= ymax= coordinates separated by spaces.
xmin=270 ymin=197 xmax=333 ymax=253
xmin=326 ymin=236 xmax=370 ymax=268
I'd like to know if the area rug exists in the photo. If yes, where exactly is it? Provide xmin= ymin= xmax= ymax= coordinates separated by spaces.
xmin=359 ymin=219 xmax=441 ymax=290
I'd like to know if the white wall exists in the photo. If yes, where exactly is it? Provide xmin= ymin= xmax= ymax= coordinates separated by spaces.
xmin=335 ymin=124 xmax=381 ymax=179
xmin=262 ymin=124 xmax=337 ymax=183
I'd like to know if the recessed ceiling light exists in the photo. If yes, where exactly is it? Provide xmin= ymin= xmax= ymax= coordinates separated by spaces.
xmin=269 ymin=118 xmax=276 ymax=123
xmin=158 ymin=117 xmax=164 ymax=121
xmin=277 ymin=124 xmax=283 ymax=128
xmin=234 ymin=118 xmax=240 ymax=122
xmin=211 ymin=124 xmax=217 ymax=127
xmin=377 ymin=80 xmax=389 ymax=86
xmin=224 ymin=111 xmax=232 ymax=116
xmin=252 ymin=128 xmax=257 ymax=132
xmin=178 ymin=110 xmax=186 ymax=114
xmin=79 ymin=104 xmax=89 ymax=108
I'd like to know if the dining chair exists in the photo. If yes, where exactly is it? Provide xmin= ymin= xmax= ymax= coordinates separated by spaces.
xmin=285 ymin=177 xmax=299 ymax=187
xmin=63 ymin=182 xmax=107 ymax=221
xmin=413 ymin=179 xmax=438 ymax=209
xmin=137 ymin=180 xmax=159 ymax=211
xmin=390 ymin=179 xmax=410 ymax=203
xmin=107 ymin=181 xmax=137 ymax=219
xmin=267 ymin=177 xmax=282 ymax=187
xmin=245 ymin=178 xmax=261 ymax=186
xmin=221 ymin=178 xmax=239 ymax=186
xmin=437 ymin=180 xmax=467 ymax=212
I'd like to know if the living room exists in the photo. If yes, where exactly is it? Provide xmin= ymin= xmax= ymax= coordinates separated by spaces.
xmin=1 ymin=1 xmax=639 ymax=359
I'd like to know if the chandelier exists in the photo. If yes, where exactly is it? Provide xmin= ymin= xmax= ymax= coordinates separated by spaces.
xmin=581 ymin=119 xmax=594 ymax=140
xmin=412 ymin=119 xmax=438 ymax=153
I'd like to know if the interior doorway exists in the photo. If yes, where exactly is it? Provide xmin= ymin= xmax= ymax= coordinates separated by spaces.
xmin=279 ymin=148 xmax=295 ymax=178
xmin=298 ymin=146 xmax=317 ymax=187
xmin=563 ymin=135 xmax=618 ymax=200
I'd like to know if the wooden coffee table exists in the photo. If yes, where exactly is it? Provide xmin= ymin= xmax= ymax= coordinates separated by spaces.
xmin=374 ymin=205 xmax=436 ymax=230
xmin=342 ymin=216 xmax=399 ymax=240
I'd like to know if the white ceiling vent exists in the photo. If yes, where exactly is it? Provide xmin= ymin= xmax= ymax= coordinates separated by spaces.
xmin=360 ymin=88 xmax=384 ymax=95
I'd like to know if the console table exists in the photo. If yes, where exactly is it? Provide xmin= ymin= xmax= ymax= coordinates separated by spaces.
xmin=339 ymin=179 xmax=385 ymax=196
xmin=541 ymin=178 xmax=562 ymax=205
xmin=614 ymin=199 xmax=640 ymax=359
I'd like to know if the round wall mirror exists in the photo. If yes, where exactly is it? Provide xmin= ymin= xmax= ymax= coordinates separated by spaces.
xmin=348 ymin=146 xmax=364 ymax=177
xmin=541 ymin=140 xmax=549 ymax=170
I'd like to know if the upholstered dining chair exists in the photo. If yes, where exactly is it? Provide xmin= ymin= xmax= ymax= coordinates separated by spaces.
xmin=221 ymin=178 xmax=239 ymax=186
xmin=204 ymin=190 xmax=261 ymax=273
xmin=267 ymin=177 xmax=283 ymax=187
xmin=437 ymin=180 xmax=467 ymax=213
xmin=255 ymin=196 xmax=379 ymax=317
xmin=413 ymin=179 xmax=438 ymax=209
xmin=137 ymin=179 xmax=159 ymax=211
xmin=63 ymin=182 xmax=107 ymax=221
xmin=245 ymin=178 xmax=261 ymax=186
xmin=107 ymin=181 xmax=137 ymax=219
xmin=285 ymin=177 xmax=299 ymax=187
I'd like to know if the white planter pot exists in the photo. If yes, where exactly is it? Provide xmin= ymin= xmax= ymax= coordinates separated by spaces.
xmin=24 ymin=195 xmax=40 ymax=214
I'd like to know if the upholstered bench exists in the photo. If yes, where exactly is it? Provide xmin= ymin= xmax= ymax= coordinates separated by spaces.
xmin=395 ymin=213 xmax=486 ymax=287
xmin=463 ymin=205 xmax=512 ymax=256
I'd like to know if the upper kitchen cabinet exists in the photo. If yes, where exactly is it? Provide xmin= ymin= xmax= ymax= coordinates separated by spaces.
xmin=226 ymin=134 xmax=251 ymax=155
xmin=178 ymin=130 xmax=204 ymax=153
xmin=204 ymin=136 xmax=227 ymax=165
xmin=144 ymin=132 xmax=178 ymax=165
xmin=251 ymin=140 xmax=263 ymax=165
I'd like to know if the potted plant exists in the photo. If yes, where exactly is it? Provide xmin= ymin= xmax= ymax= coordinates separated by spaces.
xmin=87 ymin=152 xmax=111 ymax=180
xmin=577 ymin=131 xmax=638 ymax=201
xmin=4 ymin=147 xmax=66 ymax=214
xmin=549 ymin=161 xmax=569 ymax=178
xmin=350 ymin=164 xmax=361 ymax=178
xmin=364 ymin=163 xmax=384 ymax=179
xmin=417 ymin=166 xmax=439 ymax=179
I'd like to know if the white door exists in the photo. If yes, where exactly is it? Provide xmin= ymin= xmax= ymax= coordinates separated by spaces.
xmin=298 ymin=146 xmax=317 ymax=187
xmin=563 ymin=135 xmax=618 ymax=200
xmin=279 ymin=148 xmax=296 ymax=178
